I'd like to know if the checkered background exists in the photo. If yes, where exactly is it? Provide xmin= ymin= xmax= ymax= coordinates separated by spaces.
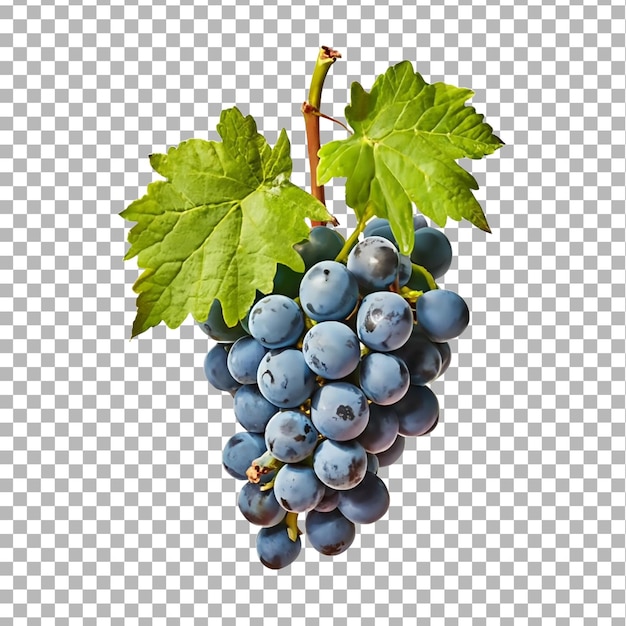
xmin=2 ymin=0 xmax=626 ymax=623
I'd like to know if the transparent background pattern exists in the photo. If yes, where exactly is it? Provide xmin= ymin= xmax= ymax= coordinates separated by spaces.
xmin=2 ymin=0 xmax=626 ymax=624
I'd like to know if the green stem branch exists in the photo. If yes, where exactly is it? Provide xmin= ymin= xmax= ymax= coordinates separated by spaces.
xmin=334 ymin=206 xmax=375 ymax=262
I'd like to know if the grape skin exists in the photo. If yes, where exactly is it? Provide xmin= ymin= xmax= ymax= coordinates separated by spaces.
xmin=264 ymin=410 xmax=318 ymax=463
xmin=394 ymin=385 xmax=440 ymax=437
xmin=302 ymin=321 xmax=361 ymax=380
xmin=356 ymin=291 xmax=414 ymax=352
xmin=337 ymin=471 xmax=390 ymax=524
xmin=256 ymin=522 xmax=302 ymax=569
xmin=391 ymin=326 xmax=443 ymax=386
xmin=226 ymin=336 xmax=268 ymax=384
xmin=347 ymin=236 xmax=399 ymax=293
xmin=310 ymin=382 xmax=370 ymax=442
xmin=233 ymin=384 xmax=278 ymax=433
xmin=203 ymin=344 xmax=242 ymax=395
xmin=314 ymin=486 xmax=340 ymax=513
xmin=256 ymin=348 xmax=316 ymax=408
xmin=196 ymin=299 xmax=247 ymax=343
xmin=248 ymin=294 xmax=304 ymax=349
xmin=238 ymin=481 xmax=286 ymax=527
xmin=294 ymin=226 xmax=345 ymax=269
xmin=299 ymin=260 xmax=359 ymax=322
xmin=222 ymin=432 xmax=266 ymax=480
xmin=305 ymin=508 xmax=356 ymax=556
xmin=416 ymin=289 xmax=470 ymax=342
xmin=410 ymin=227 xmax=453 ymax=279
xmin=358 ymin=352 xmax=410 ymax=405
xmin=273 ymin=464 xmax=326 ymax=513
xmin=376 ymin=434 xmax=405 ymax=467
xmin=313 ymin=439 xmax=368 ymax=490
xmin=356 ymin=404 xmax=400 ymax=454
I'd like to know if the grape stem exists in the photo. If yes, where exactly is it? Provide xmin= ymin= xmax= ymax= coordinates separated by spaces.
xmin=246 ymin=450 xmax=283 ymax=485
xmin=285 ymin=512 xmax=301 ymax=542
xmin=303 ymin=46 xmax=341 ymax=226
xmin=334 ymin=205 xmax=375 ymax=263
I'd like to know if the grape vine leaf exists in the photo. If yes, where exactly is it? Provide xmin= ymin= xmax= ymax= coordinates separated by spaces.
xmin=121 ymin=107 xmax=333 ymax=338
xmin=317 ymin=61 xmax=504 ymax=255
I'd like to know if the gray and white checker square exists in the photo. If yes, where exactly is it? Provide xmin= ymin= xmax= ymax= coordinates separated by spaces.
xmin=2 ymin=0 xmax=626 ymax=624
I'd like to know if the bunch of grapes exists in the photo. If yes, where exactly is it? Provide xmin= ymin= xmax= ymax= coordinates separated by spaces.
xmin=199 ymin=219 xmax=469 ymax=569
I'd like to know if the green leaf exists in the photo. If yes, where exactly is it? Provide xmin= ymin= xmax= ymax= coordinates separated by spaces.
xmin=121 ymin=107 xmax=332 ymax=338
xmin=318 ymin=61 xmax=504 ymax=254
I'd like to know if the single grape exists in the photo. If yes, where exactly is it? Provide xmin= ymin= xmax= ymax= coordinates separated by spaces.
xmin=416 ymin=289 xmax=470 ymax=342
xmin=413 ymin=215 xmax=428 ymax=230
xmin=257 ymin=348 xmax=316 ymax=408
xmin=222 ymin=432 xmax=266 ymax=480
xmin=256 ymin=522 xmax=302 ymax=570
xmin=376 ymin=434 xmax=405 ymax=467
xmin=366 ymin=452 xmax=380 ymax=474
xmin=233 ymin=384 xmax=279 ymax=433
xmin=314 ymin=486 xmax=340 ymax=513
xmin=367 ymin=222 xmax=397 ymax=247
xmin=359 ymin=352 xmax=410 ymax=405
xmin=299 ymin=261 xmax=359 ymax=322
xmin=397 ymin=255 xmax=412 ymax=287
xmin=226 ymin=336 xmax=268 ymax=384
xmin=294 ymin=226 xmax=346 ymax=269
xmin=310 ymin=382 xmax=370 ymax=441
xmin=313 ymin=439 xmax=367 ymax=490
xmin=237 ymin=481 xmax=286 ymax=527
xmin=435 ymin=341 xmax=452 ymax=378
xmin=247 ymin=294 xmax=304 ymax=349
xmin=264 ymin=410 xmax=318 ymax=463
xmin=271 ymin=264 xmax=303 ymax=299
xmin=363 ymin=217 xmax=390 ymax=237
xmin=406 ymin=264 xmax=433 ymax=292
xmin=391 ymin=326 xmax=442 ymax=386
xmin=203 ymin=344 xmax=242 ymax=394
xmin=305 ymin=508 xmax=356 ymax=556
xmin=347 ymin=236 xmax=399 ymax=293
xmin=273 ymin=464 xmax=326 ymax=513
xmin=337 ymin=471 xmax=390 ymax=524
xmin=196 ymin=299 xmax=247 ymax=343
xmin=356 ymin=404 xmax=400 ymax=454
xmin=356 ymin=291 xmax=414 ymax=352
xmin=410 ymin=227 xmax=453 ymax=279
xmin=394 ymin=385 xmax=439 ymax=437
xmin=301 ymin=321 xmax=361 ymax=380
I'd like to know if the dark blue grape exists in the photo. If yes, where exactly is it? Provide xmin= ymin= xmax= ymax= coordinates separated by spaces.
xmin=227 ymin=336 xmax=268 ymax=384
xmin=222 ymin=432 xmax=266 ymax=480
xmin=416 ymin=289 xmax=470 ymax=342
xmin=310 ymin=382 xmax=370 ymax=441
xmin=359 ymin=352 xmax=410 ymax=405
xmin=305 ymin=508 xmax=356 ymax=556
xmin=394 ymin=385 xmax=439 ymax=437
xmin=337 ymin=471 xmax=390 ymax=524
xmin=302 ymin=321 xmax=361 ymax=380
xmin=196 ymin=299 xmax=247 ymax=343
xmin=376 ymin=434 xmax=405 ymax=467
xmin=391 ymin=326 xmax=442 ymax=386
xmin=264 ymin=410 xmax=318 ymax=463
xmin=347 ymin=236 xmax=399 ymax=293
xmin=257 ymin=349 xmax=316 ymax=408
xmin=248 ymin=294 xmax=304 ymax=349
xmin=410 ymin=227 xmax=453 ymax=279
xmin=256 ymin=522 xmax=301 ymax=569
xmin=294 ymin=226 xmax=346 ymax=269
xmin=273 ymin=464 xmax=326 ymax=513
xmin=356 ymin=291 xmax=414 ymax=352
xmin=238 ymin=481 xmax=286 ymax=527
xmin=313 ymin=439 xmax=368 ymax=490
xmin=203 ymin=344 xmax=242 ymax=394
xmin=233 ymin=384 xmax=278 ymax=433
xmin=363 ymin=217 xmax=390 ymax=237
xmin=314 ymin=486 xmax=340 ymax=512
xmin=435 ymin=341 xmax=452 ymax=378
xmin=299 ymin=261 xmax=359 ymax=322
xmin=356 ymin=404 xmax=400 ymax=454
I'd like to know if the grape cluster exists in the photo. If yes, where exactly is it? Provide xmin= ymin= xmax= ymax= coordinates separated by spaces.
xmin=198 ymin=221 xmax=469 ymax=569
